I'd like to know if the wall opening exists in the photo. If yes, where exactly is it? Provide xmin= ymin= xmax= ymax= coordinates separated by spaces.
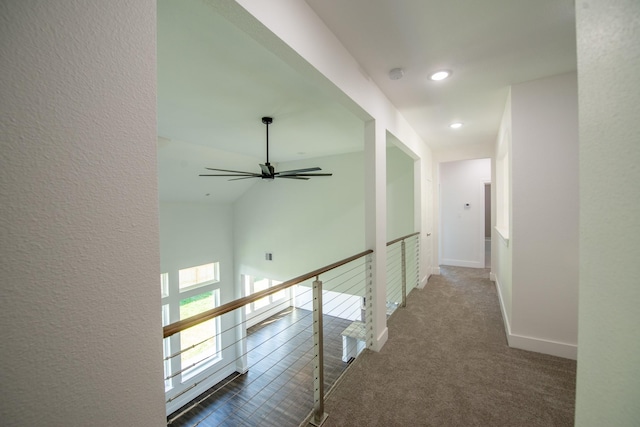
xmin=438 ymin=158 xmax=491 ymax=269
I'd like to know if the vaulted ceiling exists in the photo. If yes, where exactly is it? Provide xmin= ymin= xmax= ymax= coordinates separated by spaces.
xmin=157 ymin=0 xmax=576 ymax=203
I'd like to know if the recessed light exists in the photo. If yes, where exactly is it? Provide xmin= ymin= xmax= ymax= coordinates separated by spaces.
xmin=430 ymin=70 xmax=451 ymax=81
xmin=449 ymin=122 xmax=463 ymax=129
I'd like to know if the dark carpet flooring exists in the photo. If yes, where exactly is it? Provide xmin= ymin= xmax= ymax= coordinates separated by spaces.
xmin=321 ymin=266 xmax=577 ymax=427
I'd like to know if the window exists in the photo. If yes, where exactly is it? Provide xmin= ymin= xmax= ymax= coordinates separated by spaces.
xmin=244 ymin=275 xmax=286 ymax=315
xmin=162 ymin=262 xmax=222 ymax=405
xmin=179 ymin=290 xmax=221 ymax=380
xmin=161 ymin=304 xmax=172 ymax=391
xmin=161 ymin=273 xmax=169 ymax=298
xmin=252 ymin=278 xmax=271 ymax=310
xmin=178 ymin=262 xmax=219 ymax=292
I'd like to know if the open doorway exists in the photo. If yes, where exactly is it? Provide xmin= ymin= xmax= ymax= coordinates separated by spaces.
xmin=439 ymin=158 xmax=491 ymax=269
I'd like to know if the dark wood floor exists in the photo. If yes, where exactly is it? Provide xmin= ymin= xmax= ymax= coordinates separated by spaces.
xmin=168 ymin=307 xmax=353 ymax=427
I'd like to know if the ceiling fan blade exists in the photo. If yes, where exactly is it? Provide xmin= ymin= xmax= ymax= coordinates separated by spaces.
xmin=288 ymin=173 xmax=333 ymax=177
xmin=276 ymin=167 xmax=322 ymax=176
xmin=205 ymin=167 xmax=258 ymax=175
xmin=277 ymin=175 xmax=310 ymax=180
xmin=228 ymin=176 xmax=261 ymax=181
xmin=199 ymin=173 xmax=261 ymax=177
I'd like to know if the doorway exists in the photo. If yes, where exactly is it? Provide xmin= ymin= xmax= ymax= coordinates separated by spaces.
xmin=438 ymin=158 xmax=491 ymax=269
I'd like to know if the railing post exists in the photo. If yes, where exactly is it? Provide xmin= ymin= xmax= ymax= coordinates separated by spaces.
xmin=235 ymin=308 xmax=248 ymax=374
xmin=401 ymin=240 xmax=407 ymax=308
xmin=311 ymin=277 xmax=328 ymax=426
xmin=415 ymin=236 xmax=420 ymax=289
xmin=365 ymin=254 xmax=374 ymax=349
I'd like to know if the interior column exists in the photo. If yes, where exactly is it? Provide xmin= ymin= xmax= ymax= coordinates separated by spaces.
xmin=364 ymin=119 xmax=388 ymax=351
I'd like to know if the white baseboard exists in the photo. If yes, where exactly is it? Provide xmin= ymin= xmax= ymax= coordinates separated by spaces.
xmin=494 ymin=276 xmax=577 ymax=360
xmin=489 ymin=272 xmax=496 ymax=281
xmin=371 ymin=327 xmax=388 ymax=352
xmin=441 ymin=258 xmax=484 ymax=268
xmin=432 ymin=266 xmax=441 ymax=275
xmin=508 ymin=333 xmax=577 ymax=360
xmin=418 ymin=274 xmax=429 ymax=289
xmin=494 ymin=275 xmax=513 ymax=345
xmin=166 ymin=364 xmax=236 ymax=416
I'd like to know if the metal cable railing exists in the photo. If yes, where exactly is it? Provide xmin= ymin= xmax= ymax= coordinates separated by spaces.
xmin=163 ymin=233 xmax=420 ymax=426
xmin=386 ymin=232 xmax=420 ymax=314
xmin=163 ymin=250 xmax=373 ymax=426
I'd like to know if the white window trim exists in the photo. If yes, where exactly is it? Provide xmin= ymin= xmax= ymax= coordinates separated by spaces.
xmin=243 ymin=275 xmax=292 ymax=328
xmin=178 ymin=262 xmax=220 ymax=293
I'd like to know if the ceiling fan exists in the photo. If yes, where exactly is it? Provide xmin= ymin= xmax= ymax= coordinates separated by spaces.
xmin=200 ymin=117 xmax=333 ymax=181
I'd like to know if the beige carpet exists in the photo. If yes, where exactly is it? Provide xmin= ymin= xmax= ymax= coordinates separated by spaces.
xmin=321 ymin=266 xmax=576 ymax=427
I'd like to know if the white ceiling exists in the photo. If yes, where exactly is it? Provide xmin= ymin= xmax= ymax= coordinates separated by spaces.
xmin=157 ymin=0 xmax=577 ymax=202
xmin=305 ymin=0 xmax=577 ymax=150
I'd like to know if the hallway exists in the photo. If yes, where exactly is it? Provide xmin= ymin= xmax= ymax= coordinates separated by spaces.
xmin=321 ymin=266 xmax=576 ymax=426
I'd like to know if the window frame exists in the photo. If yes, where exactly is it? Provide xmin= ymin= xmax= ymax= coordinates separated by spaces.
xmin=178 ymin=289 xmax=222 ymax=382
xmin=161 ymin=262 xmax=223 ymax=403
xmin=178 ymin=262 xmax=220 ymax=293
xmin=243 ymin=275 xmax=289 ymax=318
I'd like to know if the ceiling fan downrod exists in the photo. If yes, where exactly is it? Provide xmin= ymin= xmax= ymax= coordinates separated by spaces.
xmin=262 ymin=116 xmax=273 ymax=166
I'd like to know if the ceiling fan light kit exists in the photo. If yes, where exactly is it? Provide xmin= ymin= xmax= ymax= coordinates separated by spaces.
xmin=199 ymin=117 xmax=333 ymax=181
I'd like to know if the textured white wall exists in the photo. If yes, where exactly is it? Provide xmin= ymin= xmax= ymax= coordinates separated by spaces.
xmin=0 ymin=1 xmax=165 ymax=425
xmin=439 ymin=158 xmax=491 ymax=268
xmin=575 ymin=0 xmax=640 ymax=424
xmin=509 ymin=72 xmax=579 ymax=359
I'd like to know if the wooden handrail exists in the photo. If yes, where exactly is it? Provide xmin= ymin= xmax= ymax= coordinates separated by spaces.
xmin=163 ymin=249 xmax=374 ymax=338
xmin=386 ymin=231 xmax=420 ymax=247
